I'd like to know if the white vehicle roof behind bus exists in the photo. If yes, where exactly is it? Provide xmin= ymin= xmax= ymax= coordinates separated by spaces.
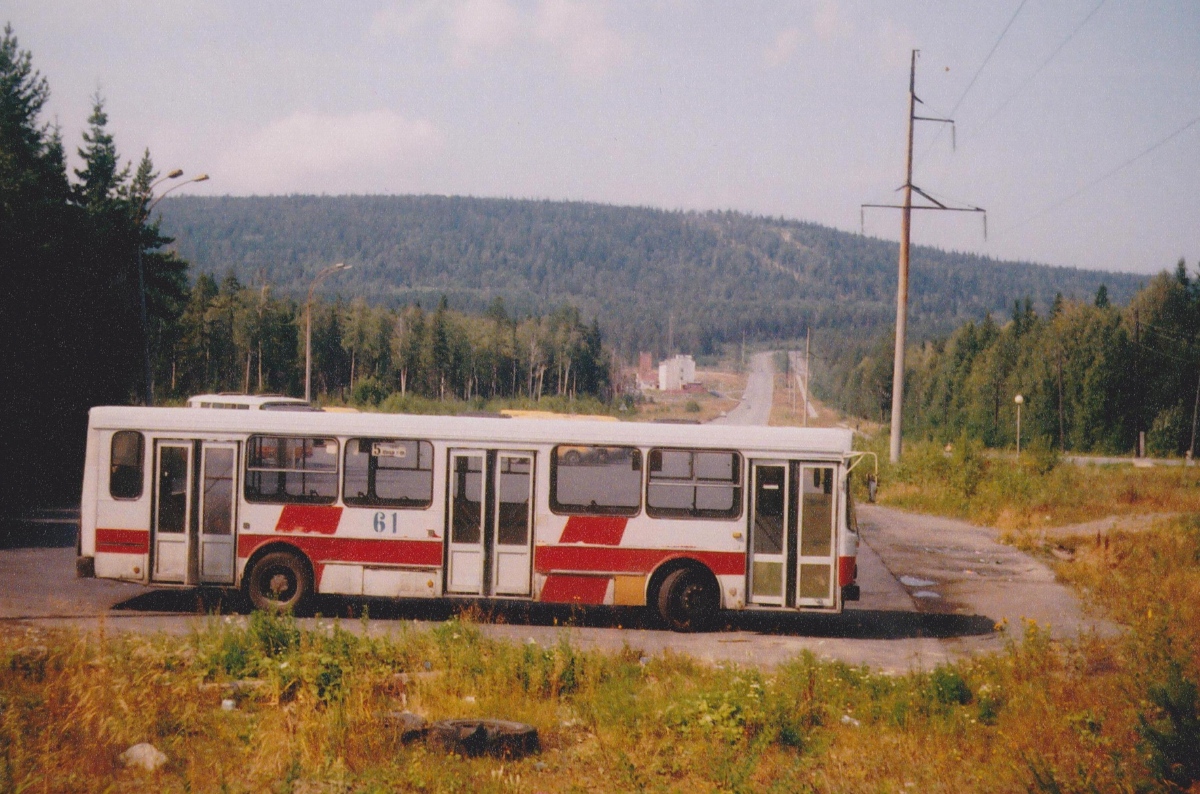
xmin=186 ymin=394 xmax=314 ymax=409
xmin=88 ymin=406 xmax=854 ymax=457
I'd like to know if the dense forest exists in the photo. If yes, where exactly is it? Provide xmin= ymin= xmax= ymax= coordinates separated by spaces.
xmin=157 ymin=195 xmax=1144 ymax=361
xmin=0 ymin=20 xmax=1166 ymax=515
xmin=828 ymin=265 xmax=1200 ymax=456
xmin=1 ymin=26 xmax=193 ymax=509
xmin=170 ymin=274 xmax=609 ymax=407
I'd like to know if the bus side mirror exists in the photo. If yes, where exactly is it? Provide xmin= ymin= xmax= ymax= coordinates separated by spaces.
xmin=866 ymin=474 xmax=878 ymax=504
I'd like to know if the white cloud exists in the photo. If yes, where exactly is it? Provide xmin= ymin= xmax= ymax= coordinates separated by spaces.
xmin=369 ymin=2 xmax=440 ymax=39
xmin=216 ymin=110 xmax=444 ymax=194
xmin=369 ymin=0 xmax=623 ymax=78
xmin=812 ymin=2 xmax=852 ymax=43
xmin=763 ymin=27 xmax=802 ymax=68
xmin=533 ymin=0 xmax=624 ymax=79
xmin=448 ymin=0 xmax=522 ymax=67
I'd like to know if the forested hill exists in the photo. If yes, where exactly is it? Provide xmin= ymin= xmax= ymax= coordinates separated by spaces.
xmin=158 ymin=195 xmax=1143 ymax=358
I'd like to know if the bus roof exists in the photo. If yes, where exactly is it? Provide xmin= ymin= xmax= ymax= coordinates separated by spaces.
xmin=88 ymin=406 xmax=854 ymax=458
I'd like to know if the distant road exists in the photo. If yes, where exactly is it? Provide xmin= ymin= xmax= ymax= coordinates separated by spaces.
xmin=710 ymin=352 xmax=774 ymax=426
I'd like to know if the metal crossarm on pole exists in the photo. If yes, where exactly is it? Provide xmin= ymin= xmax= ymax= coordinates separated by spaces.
xmin=860 ymin=49 xmax=987 ymax=463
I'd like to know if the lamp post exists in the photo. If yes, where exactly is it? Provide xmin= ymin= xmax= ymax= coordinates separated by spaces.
xmin=305 ymin=263 xmax=351 ymax=403
xmin=136 ymin=171 xmax=210 ymax=405
xmin=1014 ymin=394 xmax=1024 ymax=457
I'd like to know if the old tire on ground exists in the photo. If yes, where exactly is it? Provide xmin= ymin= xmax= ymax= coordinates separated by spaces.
xmin=427 ymin=719 xmax=540 ymax=758
xmin=245 ymin=550 xmax=311 ymax=613
xmin=657 ymin=567 xmax=718 ymax=632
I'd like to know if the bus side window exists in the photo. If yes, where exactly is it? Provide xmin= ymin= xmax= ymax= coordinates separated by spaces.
xmin=245 ymin=435 xmax=339 ymax=504
xmin=109 ymin=430 xmax=145 ymax=500
xmin=550 ymin=445 xmax=642 ymax=516
xmin=343 ymin=438 xmax=434 ymax=508
xmin=646 ymin=448 xmax=742 ymax=519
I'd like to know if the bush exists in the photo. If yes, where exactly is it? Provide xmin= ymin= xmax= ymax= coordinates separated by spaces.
xmin=1140 ymin=661 xmax=1200 ymax=789
xmin=950 ymin=434 xmax=986 ymax=498
xmin=351 ymin=376 xmax=388 ymax=407
xmin=1148 ymin=404 xmax=1187 ymax=457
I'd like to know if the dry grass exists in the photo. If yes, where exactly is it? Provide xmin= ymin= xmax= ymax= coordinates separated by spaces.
xmin=869 ymin=436 xmax=1200 ymax=532
xmin=636 ymin=368 xmax=743 ymax=424
xmin=4 ymin=569 xmax=1199 ymax=793
xmin=4 ymin=431 xmax=1200 ymax=790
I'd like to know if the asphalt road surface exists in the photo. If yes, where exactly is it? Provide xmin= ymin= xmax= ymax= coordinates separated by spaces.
xmin=0 ymin=364 xmax=1113 ymax=671
xmin=710 ymin=351 xmax=774 ymax=426
xmin=0 ymin=504 xmax=1112 ymax=673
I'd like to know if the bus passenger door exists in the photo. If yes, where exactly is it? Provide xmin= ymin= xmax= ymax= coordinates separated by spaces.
xmin=446 ymin=450 xmax=487 ymax=594
xmin=795 ymin=465 xmax=837 ymax=608
xmin=152 ymin=441 xmax=193 ymax=583
xmin=492 ymin=452 xmax=534 ymax=596
xmin=198 ymin=442 xmax=238 ymax=584
xmin=747 ymin=461 xmax=789 ymax=606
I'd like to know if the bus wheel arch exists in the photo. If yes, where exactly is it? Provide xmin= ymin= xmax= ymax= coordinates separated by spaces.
xmin=649 ymin=559 xmax=720 ymax=632
xmin=243 ymin=543 xmax=314 ymax=613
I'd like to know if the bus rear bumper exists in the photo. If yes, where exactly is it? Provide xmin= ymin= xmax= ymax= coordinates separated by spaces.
xmin=840 ymin=584 xmax=860 ymax=602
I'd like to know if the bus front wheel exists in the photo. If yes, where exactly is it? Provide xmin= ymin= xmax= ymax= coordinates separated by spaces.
xmin=245 ymin=550 xmax=311 ymax=613
xmin=656 ymin=567 xmax=718 ymax=632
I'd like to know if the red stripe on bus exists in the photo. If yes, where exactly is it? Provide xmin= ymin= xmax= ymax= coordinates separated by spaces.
xmin=95 ymin=528 xmax=149 ymax=554
xmin=275 ymin=504 xmax=343 ymax=535
xmin=238 ymin=534 xmax=443 ymax=567
xmin=557 ymin=515 xmax=628 ymax=545
xmin=540 ymin=574 xmax=610 ymax=604
xmin=535 ymin=545 xmax=745 ymax=577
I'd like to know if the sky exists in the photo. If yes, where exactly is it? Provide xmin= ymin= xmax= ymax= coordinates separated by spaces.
xmin=7 ymin=1 xmax=1199 ymax=275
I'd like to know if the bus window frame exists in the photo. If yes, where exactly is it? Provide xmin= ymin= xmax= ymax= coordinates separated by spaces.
xmin=244 ymin=434 xmax=339 ymax=505
xmin=342 ymin=437 xmax=435 ymax=509
xmin=645 ymin=447 xmax=743 ymax=520
xmin=108 ymin=430 xmax=145 ymax=500
xmin=549 ymin=444 xmax=643 ymax=517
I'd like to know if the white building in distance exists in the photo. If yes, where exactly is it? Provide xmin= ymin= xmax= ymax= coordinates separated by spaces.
xmin=658 ymin=355 xmax=696 ymax=391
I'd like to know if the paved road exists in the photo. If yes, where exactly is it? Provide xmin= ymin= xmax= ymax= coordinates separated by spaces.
xmin=0 ymin=503 xmax=1111 ymax=672
xmin=0 ymin=370 xmax=1113 ymax=671
xmin=710 ymin=351 xmax=774 ymax=426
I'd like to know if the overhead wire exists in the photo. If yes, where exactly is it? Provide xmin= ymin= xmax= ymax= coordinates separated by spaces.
xmin=998 ymin=113 xmax=1200 ymax=235
xmin=915 ymin=0 xmax=1029 ymax=167
xmin=974 ymin=0 xmax=1110 ymax=132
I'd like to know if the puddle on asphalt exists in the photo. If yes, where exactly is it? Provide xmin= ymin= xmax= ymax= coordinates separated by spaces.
xmin=899 ymin=576 xmax=937 ymax=588
xmin=912 ymin=591 xmax=942 ymax=599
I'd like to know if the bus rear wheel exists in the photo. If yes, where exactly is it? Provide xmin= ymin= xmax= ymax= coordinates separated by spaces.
xmin=245 ymin=550 xmax=311 ymax=613
xmin=656 ymin=567 xmax=718 ymax=632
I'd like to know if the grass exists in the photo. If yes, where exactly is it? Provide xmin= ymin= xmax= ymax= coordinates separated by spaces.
xmin=4 ymin=549 xmax=1200 ymax=794
xmin=4 ymin=430 xmax=1200 ymax=790
xmin=864 ymin=435 xmax=1200 ymax=532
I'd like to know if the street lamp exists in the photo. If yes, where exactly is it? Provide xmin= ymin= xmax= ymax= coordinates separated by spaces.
xmin=1014 ymin=394 xmax=1025 ymax=457
xmin=136 ymin=171 xmax=210 ymax=405
xmin=305 ymin=263 xmax=352 ymax=403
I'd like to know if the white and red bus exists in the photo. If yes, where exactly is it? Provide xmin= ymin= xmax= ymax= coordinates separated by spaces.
xmin=78 ymin=406 xmax=864 ymax=630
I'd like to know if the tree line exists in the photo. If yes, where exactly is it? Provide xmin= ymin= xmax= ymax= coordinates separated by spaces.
xmin=156 ymin=195 xmax=1145 ymax=364
xmin=0 ymin=25 xmax=613 ymax=510
xmin=827 ymin=262 xmax=1200 ymax=457
xmin=168 ymin=274 xmax=611 ymax=406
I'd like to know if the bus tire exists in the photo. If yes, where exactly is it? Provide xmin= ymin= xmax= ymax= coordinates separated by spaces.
xmin=656 ymin=567 xmax=718 ymax=632
xmin=245 ymin=550 xmax=311 ymax=613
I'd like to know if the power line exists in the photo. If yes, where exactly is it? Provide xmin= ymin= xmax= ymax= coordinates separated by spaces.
xmin=999 ymin=113 xmax=1200 ymax=234
xmin=975 ymin=0 xmax=1109 ymax=131
xmin=916 ymin=0 xmax=1029 ymax=166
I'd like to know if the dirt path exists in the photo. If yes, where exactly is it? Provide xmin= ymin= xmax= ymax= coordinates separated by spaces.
xmin=856 ymin=504 xmax=1119 ymax=657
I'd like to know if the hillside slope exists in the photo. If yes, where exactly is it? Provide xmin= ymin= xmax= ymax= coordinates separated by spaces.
xmin=158 ymin=195 xmax=1143 ymax=357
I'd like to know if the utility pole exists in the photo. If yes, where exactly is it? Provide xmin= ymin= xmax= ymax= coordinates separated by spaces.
xmin=804 ymin=329 xmax=811 ymax=427
xmin=862 ymin=50 xmax=986 ymax=462
xmin=1189 ymin=370 xmax=1200 ymax=463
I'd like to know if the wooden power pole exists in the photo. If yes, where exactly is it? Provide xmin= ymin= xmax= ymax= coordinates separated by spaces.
xmin=862 ymin=50 xmax=986 ymax=463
